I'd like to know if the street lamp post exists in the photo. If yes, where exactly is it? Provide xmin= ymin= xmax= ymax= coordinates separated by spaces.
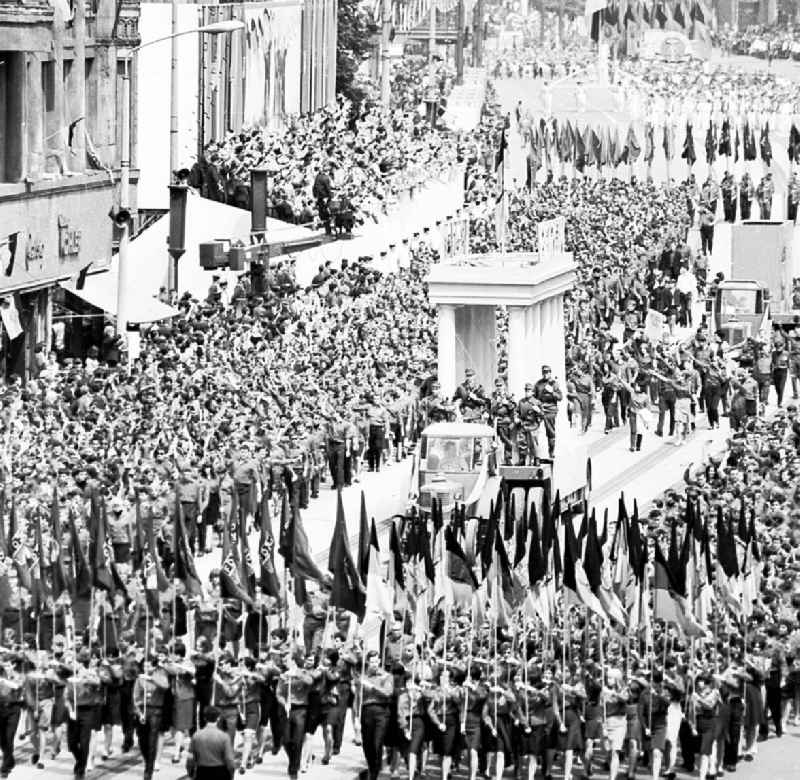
xmin=115 ymin=19 xmax=244 ymax=337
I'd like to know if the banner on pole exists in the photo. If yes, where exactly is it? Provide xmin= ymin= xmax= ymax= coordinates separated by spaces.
xmin=537 ymin=217 xmax=565 ymax=263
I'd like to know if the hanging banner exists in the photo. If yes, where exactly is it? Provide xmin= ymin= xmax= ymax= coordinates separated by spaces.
xmin=537 ymin=216 xmax=566 ymax=263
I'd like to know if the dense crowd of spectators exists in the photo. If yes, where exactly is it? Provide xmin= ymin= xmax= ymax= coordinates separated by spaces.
xmin=190 ymin=58 xmax=461 ymax=230
xmin=714 ymin=24 xmax=800 ymax=59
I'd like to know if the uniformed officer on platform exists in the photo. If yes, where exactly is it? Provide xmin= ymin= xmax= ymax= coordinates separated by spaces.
xmin=516 ymin=383 xmax=543 ymax=465
xmin=533 ymin=366 xmax=563 ymax=458
xmin=453 ymin=368 xmax=489 ymax=422
xmin=490 ymin=378 xmax=516 ymax=465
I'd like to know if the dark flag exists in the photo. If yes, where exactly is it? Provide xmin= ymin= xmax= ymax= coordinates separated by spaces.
xmin=681 ymin=123 xmax=696 ymax=166
xmin=673 ymin=1 xmax=686 ymax=28
xmin=743 ymin=122 xmax=757 ymax=160
xmin=445 ymin=526 xmax=478 ymax=589
xmin=358 ymin=491 xmax=370 ymax=581
xmin=220 ymin=495 xmax=254 ymax=606
xmin=527 ymin=503 xmax=546 ymax=586
xmin=644 ymin=123 xmax=655 ymax=163
xmin=92 ymin=500 xmax=115 ymax=592
xmin=389 ymin=520 xmax=405 ymax=593
xmin=513 ymin=498 xmax=528 ymax=568
xmin=328 ymin=491 xmax=366 ymax=619
xmin=655 ymin=2 xmax=668 ymax=27
xmin=788 ymin=124 xmax=800 ymax=164
xmin=49 ymin=486 xmax=69 ymax=599
xmin=760 ymin=123 xmax=772 ymax=166
xmin=705 ymin=122 xmax=716 ymax=164
xmin=258 ymin=490 xmax=281 ymax=598
xmin=68 ymin=509 xmax=92 ymax=600
xmin=642 ymin=2 xmax=652 ymax=26
xmin=718 ymin=119 xmax=731 ymax=157
xmin=174 ymin=501 xmax=203 ymax=597
xmin=575 ymin=126 xmax=587 ymax=172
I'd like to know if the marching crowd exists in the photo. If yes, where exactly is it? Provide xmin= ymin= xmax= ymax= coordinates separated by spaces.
xmin=2 ymin=21 xmax=800 ymax=780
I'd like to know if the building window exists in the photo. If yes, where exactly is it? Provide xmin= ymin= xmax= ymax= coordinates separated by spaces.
xmin=42 ymin=60 xmax=55 ymax=112
xmin=0 ymin=52 xmax=25 ymax=182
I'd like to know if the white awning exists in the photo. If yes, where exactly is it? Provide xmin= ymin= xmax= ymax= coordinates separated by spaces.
xmin=63 ymin=270 xmax=179 ymax=324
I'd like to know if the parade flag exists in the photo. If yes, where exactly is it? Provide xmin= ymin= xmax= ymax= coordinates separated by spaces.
xmin=258 ymin=488 xmax=281 ymax=598
xmin=278 ymin=490 xmax=325 ymax=589
xmin=560 ymin=121 xmax=574 ymax=163
xmin=705 ymin=122 xmax=716 ymax=164
xmin=789 ymin=124 xmax=800 ymax=164
xmin=564 ymin=508 xmax=608 ymax=621
xmin=690 ymin=1 xmax=711 ymax=43
xmin=49 ymin=486 xmax=69 ymax=599
xmin=30 ymin=507 xmax=51 ymax=614
xmin=590 ymin=127 xmax=602 ymax=168
xmin=174 ymin=500 xmax=203 ymax=598
xmin=92 ymin=500 xmax=115 ymax=592
xmin=366 ymin=518 xmax=393 ymax=619
xmin=626 ymin=124 xmax=641 ymax=163
xmin=446 ymin=525 xmax=478 ymax=589
xmin=693 ymin=517 xmax=714 ymax=629
xmin=681 ymin=123 xmax=696 ymax=167
xmin=575 ymin=126 xmax=587 ymax=172
xmin=653 ymin=539 xmax=705 ymax=637
xmin=68 ymin=507 xmax=92 ymax=600
xmin=528 ymin=503 xmax=546 ymax=586
xmin=718 ymin=118 xmax=731 ymax=157
xmin=642 ymin=1 xmax=652 ymax=25
xmin=495 ymin=128 xmax=508 ymax=247
xmin=328 ymin=490 xmax=366 ymax=619
xmin=585 ymin=0 xmax=609 ymax=42
xmin=0 ymin=494 xmax=12 ymax=614
xmin=132 ymin=495 xmax=146 ymax=571
xmin=716 ymin=507 xmax=742 ymax=614
xmin=600 ymin=126 xmax=613 ymax=168
xmin=643 ymin=123 xmax=655 ymax=164
xmin=388 ymin=520 xmax=406 ymax=604
xmin=220 ymin=494 xmax=254 ymax=607
xmin=662 ymin=122 xmax=675 ymax=161
xmin=761 ymin=122 xmax=772 ymax=166
xmin=671 ymin=0 xmax=687 ymax=30
xmin=238 ymin=490 xmax=255 ymax=599
xmin=6 ymin=497 xmax=33 ymax=592
xmin=611 ymin=125 xmax=623 ymax=166
xmin=513 ymin=498 xmax=528 ymax=568
xmin=358 ymin=491 xmax=370 ymax=580
xmin=624 ymin=1 xmax=637 ymax=26
xmin=654 ymin=1 xmax=667 ymax=27
xmin=743 ymin=121 xmax=757 ymax=161
xmin=504 ymin=493 xmax=516 ymax=542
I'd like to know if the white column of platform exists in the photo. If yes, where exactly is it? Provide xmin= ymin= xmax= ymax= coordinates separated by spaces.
xmin=507 ymin=305 xmax=527 ymax=399
xmin=437 ymin=303 xmax=457 ymax=397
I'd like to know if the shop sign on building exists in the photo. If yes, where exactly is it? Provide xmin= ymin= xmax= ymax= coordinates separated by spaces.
xmin=58 ymin=216 xmax=81 ymax=260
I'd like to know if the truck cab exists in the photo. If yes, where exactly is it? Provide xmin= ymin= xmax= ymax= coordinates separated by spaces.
xmin=713 ymin=280 xmax=768 ymax=345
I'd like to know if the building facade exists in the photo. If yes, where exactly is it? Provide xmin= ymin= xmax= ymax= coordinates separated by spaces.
xmin=0 ymin=0 xmax=139 ymax=380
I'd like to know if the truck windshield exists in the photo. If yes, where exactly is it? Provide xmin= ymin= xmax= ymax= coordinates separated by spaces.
xmin=719 ymin=288 xmax=758 ymax=316
xmin=424 ymin=437 xmax=474 ymax=472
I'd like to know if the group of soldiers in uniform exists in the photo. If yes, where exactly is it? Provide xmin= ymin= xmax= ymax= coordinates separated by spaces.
xmin=419 ymin=367 xmax=563 ymax=462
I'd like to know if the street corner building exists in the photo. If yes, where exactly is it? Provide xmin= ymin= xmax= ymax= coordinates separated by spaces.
xmin=0 ymin=0 xmax=338 ymax=381
xmin=0 ymin=0 xmax=141 ymax=381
